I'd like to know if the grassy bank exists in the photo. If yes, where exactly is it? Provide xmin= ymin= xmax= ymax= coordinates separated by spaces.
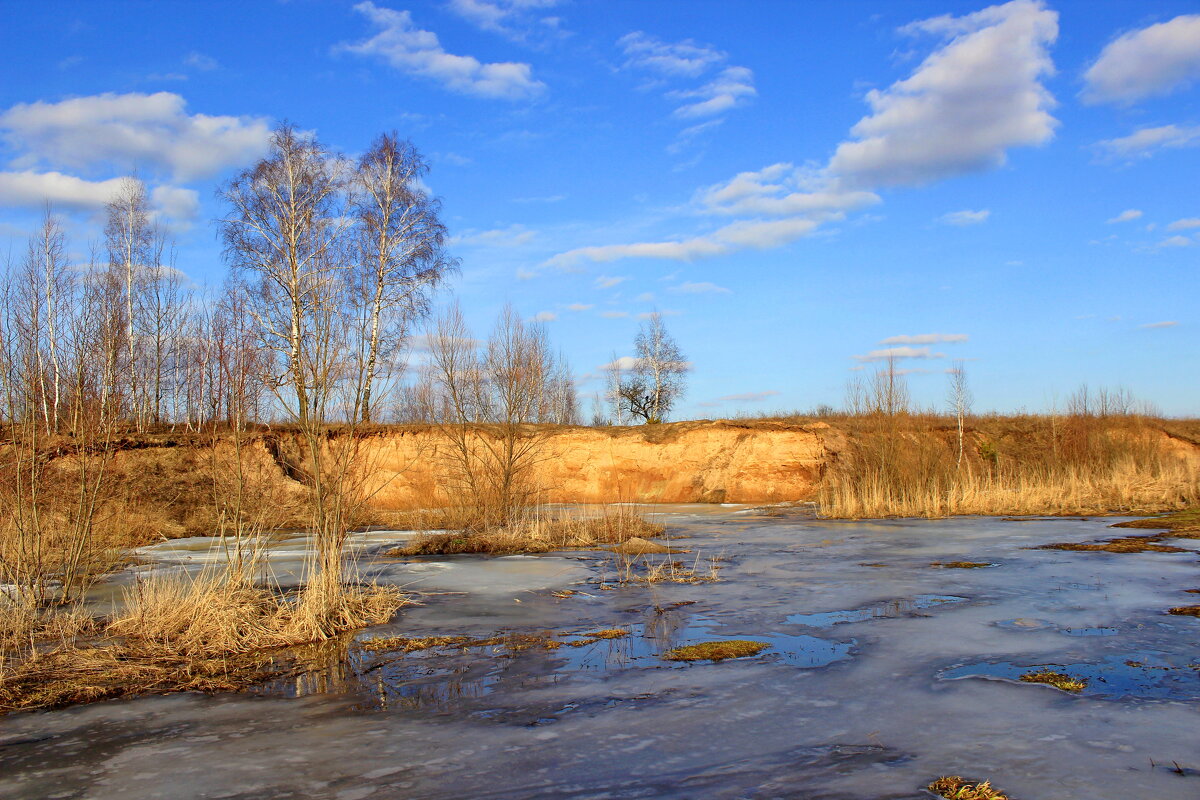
xmin=814 ymin=413 xmax=1199 ymax=519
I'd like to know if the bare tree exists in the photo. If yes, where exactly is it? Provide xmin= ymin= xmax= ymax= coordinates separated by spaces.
xmin=619 ymin=313 xmax=687 ymax=423
xmin=219 ymin=124 xmax=362 ymax=633
xmin=605 ymin=353 xmax=626 ymax=425
xmin=946 ymin=361 xmax=972 ymax=468
xmin=869 ymin=355 xmax=910 ymax=417
xmin=349 ymin=133 xmax=456 ymax=424
xmin=105 ymin=177 xmax=154 ymax=429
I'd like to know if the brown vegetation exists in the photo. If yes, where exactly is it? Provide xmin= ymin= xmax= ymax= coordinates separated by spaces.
xmin=1035 ymin=535 xmax=1191 ymax=553
xmin=927 ymin=776 xmax=1011 ymax=800
xmin=1018 ymin=669 xmax=1087 ymax=692
xmin=663 ymin=640 xmax=769 ymax=662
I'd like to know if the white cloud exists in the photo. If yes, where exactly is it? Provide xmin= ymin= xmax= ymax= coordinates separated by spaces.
xmin=546 ymin=216 xmax=821 ymax=269
xmin=340 ymin=2 xmax=545 ymax=101
xmin=1095 ymin=124 xmax=1200 ymax=159
xmin=532 ymin=310 xmax=557 ymax=322
xmin=697 ymin=163 xmax=879 ymax=218
xmin=598 ymin=356 xmax=641 ymax=371
xmin=618 ymin=32 xmax=726 ymax=78
xmin=150 ymin=185 xmax=200 ymax=220
xmin=853 ymin=346 xmax=946 ymax=362
xmin=1139 ymin=320 xmax=1178 ymax=329
xmin=1106 ymin=208 xmax=1143 ymax=224
xmin=1167 ymin=217 xmax=1200 ymax=231
xmin=447 ymin=0 xmax=566 ymax=43
xmin=599 ymin=311 xmax=630 ymax=319
xmin=879 ymin=333 xmax=968 ymax=345
xmin=0 ymin=91 xmax=272 ymax=182
xmin=0 ymin=170 xmax=127 ymax=212
xmin=671 ymin=66 xmax=756 ymax=119
xmin=184 ymin=52 xmax=219 ymax=71
xmin=618 ymin=31 xmax=756 ymax=129
xmin=829 ymin=0 xmax=1058 ymax=187
xmin=1157 ymin=235 xmax=1193 ymax=248
xmin=635 ymin=292 xmax=655 ymax=302
xmin=594 ymin=275 xmax=628 ymax=289
xmin=565 ymin=303 xmax=593 ymax=311
xmin=670 ymin=281 xmax=730 ymax=294
xmin=1083 ymin=14 xmax=1200 ymax=104
xmin=937 ymin=209 xmax=990 ymax=226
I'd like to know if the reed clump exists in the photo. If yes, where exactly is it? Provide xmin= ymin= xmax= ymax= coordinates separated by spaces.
xmin=663 ymin=640 xmax=769 ymax=662
xmin=818 ymin=412 xmax=1199 ymax=519
xmin=395 ymin=504 xmax=664 ymax=556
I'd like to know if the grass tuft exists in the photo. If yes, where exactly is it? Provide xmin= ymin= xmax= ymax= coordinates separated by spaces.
xmin=931 ymin=561 xmax=993 ymax=569
xmin=1018 ymin=669 xmax=1087 ymax=692
xmin=662 ymin=640 xmax=769 ymax=662
xmin=927 ymin=776 xmax=1010 ymax=800
xmin=1167 ymin=605 xmax=1200 ymax=617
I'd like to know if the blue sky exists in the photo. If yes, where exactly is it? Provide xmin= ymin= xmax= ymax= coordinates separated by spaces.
xmin=1 ymin=1 xmax=1197 ymax=416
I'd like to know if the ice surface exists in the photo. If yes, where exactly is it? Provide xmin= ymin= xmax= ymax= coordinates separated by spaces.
xmin=3 ymin=511 xmax=1199 ymax=799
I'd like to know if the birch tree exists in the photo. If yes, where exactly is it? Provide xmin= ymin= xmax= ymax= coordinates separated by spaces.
xmin=349 ymin=133 xmax=455 ymax=424
xmin=104 ymin=178 xmax=154 ymax=428
xmin=620 ymin=313 xmax=687 ymax=423
xmin=946 ymin=361 xmax=972 ymax=468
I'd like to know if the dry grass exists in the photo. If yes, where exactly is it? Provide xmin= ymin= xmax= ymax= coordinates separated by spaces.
xmin=818 ymin=414 xmax=1199 ymax=519
xmin=930 ymin=561 xmax=993 ymax=569
xmin=1167 ymin=605 xmax=1200 ymax=617
xmin=663 ymin=640 xmax=769 ymax=662
xmin=0 ymin=569 xmax=405 ymax=714
xmin=1018 ymin=669 xmax=1087 ymax=692
xmin=927 ymin=776 xmax=1010 ymax=800
xmin=1113 ymin=507 xmax=1200 ymax=533
xmin=393 ymin=505 xmax=665 ymax=556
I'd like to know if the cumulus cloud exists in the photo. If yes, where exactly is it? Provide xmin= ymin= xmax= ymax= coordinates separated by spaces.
xmin=670 ymin=281 xmax=731 ymax=295
xmin=853 ymin=346 xmax=946 ymax=362
xmin=1107 ymin=208 xmax=1143 ymax=223
xmin=1167 ymin=217 xmax=1200 ymax=231
xmin=879 ymin=333 xmax=968 ymax=345
xmin=1095 ymin=124 xmax=1200 ymax=159
xmin=565 ymin=303 xmax=593 ymax=311
xmin=340 ymin=2 xmax=545 ymax=101
xmin=183 ymin=52 xmax=219 ymax=71
xmin=1139 ymin=320 xmax=1178 ymax=329
xmin=599 ymin=311 xmax=630 ymax=319
xmin=532 ymin=310 xmax=557 ymax=322
xmin=829 ymin=0 xmax=1058 ymax=188
xmin=937 ymin=209 xmax=990 ymax=226
xmin=1083 ymin=14 xmax=1200 ymax=104
xmin=0 ymin=91 xmax=271 ymax=182
xmin=1157 ymin=235 xmax=1193 ymax=248
xmin=0 ymin=170 xmax=127 ymax=212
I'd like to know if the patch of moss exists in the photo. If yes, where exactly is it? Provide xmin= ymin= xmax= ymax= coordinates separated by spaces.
xmin=359 ymin=635 xmax=471 ymax=653
xmin=1019 ymin=669 xmax=1087 ymax=692
xmin=1036 ymin=536 xmax=1189 ymax=553
xmin=566 ymin=629 xmax=630 ymax=647
xmin=663 ymin=640 xmax=769 ymax=662
xmin=1113 ymin=508 xmax=1200 ymax=533
xmin=931 ymin=561 xmax=993 ymax=569
xmin=927 ymin=776 xmax=1010 ymax=800
xmin=1167 ymin=605 xmax=1200 ymax=617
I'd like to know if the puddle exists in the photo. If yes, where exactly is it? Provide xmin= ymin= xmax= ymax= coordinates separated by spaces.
xmin=939 ymin=655 xmax=1200 ymax=700
xmin=787 ymin=595 xmax=968 ymax=627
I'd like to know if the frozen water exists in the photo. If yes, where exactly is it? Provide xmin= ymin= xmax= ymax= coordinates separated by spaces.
xmin=2 ymin=511 xmax=1199 ymax=798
